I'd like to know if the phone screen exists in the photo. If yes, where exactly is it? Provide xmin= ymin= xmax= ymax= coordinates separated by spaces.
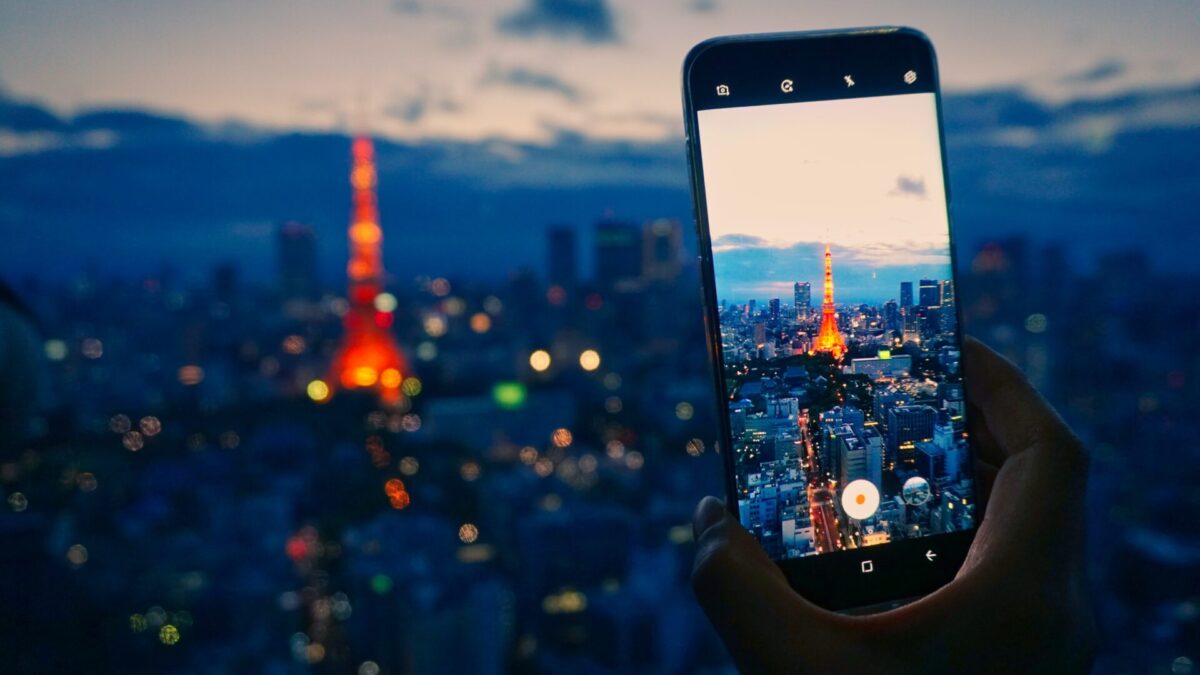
xmin=693 ymin=58 xmax=977 ymax=564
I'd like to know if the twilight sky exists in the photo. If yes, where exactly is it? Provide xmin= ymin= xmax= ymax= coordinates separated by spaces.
xmin=1 ymin=1 xmax=1198 ymax=285
xmin=700 ymin=93 xmax=953 ymax=304
xmin=2 ymin=0 xmax=1198 ymax=144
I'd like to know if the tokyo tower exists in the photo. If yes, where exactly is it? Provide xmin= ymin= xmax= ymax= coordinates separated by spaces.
xmin=811 ymin=244 xmax=847 ymax=359
xmin=327 ymin=136 xmax=408 ymax=404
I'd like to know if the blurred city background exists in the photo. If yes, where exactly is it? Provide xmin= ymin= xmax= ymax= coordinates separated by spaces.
xmin=1 ymin=2 xmax=1198 ymax=674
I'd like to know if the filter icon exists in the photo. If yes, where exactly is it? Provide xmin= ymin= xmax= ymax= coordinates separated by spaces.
xmin=904 ymin=70 xmax=918 ymax=85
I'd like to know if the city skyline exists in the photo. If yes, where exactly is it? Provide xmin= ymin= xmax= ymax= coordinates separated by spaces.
xmin=715 ymin=241 xmax=953 ymax=306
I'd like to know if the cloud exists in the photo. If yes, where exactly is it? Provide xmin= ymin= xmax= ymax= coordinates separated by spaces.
xmin=393 ymin=0 xmax=466 ymax=18
xmin=0 ymin=99 xmax=68 ymax=133
xmin=497 ymin=0 xmax=617 ymax=43
xmin=385 ymin=86 xmax=461 ymax=125
xmin=890 ymin=175 xmax=927 ymax=198
xmin=1062 ymin=60 xmax=1126 ymax=85
xmin=712 ymin=234 xmax=767 ymax=250
xmin=481 ymin=64 xmax=582 ymax=102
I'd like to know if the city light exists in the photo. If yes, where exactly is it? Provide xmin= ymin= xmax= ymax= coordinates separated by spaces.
xmin=551 ymin=428 xmax=573 ymax=448
xmin=401 ymin=377 xmax=422 ymax=397
xmin=122 ymin=431 xmax=144 ymax=451
xmin=66 ymin=544 xmax=88 ymax=566
xmin=458 ymin=523 xmax=479 ymax=543
xmin=579 ymin=349 xmax=601 ymax=371
xmin=44 ymin=339 xmax=67 ymax=361
xmin=159 ymin=624 xmax=181 ymax=645
xmin=353 ymin=366 xmax=378 ymax=387
xmin=139 ymin=416 xmax=161 ymax=436
xmin=380 ymin=368 xmax=403 ymax=389
xmin=282 ymin=334 xmax=306 ymax=354
xmin=542 ymin=589 xmax=587 ymax=614
xmin=81 ymin=337 xmax=103 ymax=359
xmin=373 ymin=292 xmax=398 ymax=313
xmin=470 ymin=312 xmax=492 ymax=333
xmin=177 ymin=365 xmax=204 ymax=385
xmin=1025 ymin=313 xmax=1048 ymax=333
xmin=529 ymin=349 xmax=552 ymax=372
xmin=399 ymin=456 xmax=419 ymax=476
xmin=416 ymin=341 xmax=438 ymax=361
xmin=492 ymin=381 xmax=527 ymax=410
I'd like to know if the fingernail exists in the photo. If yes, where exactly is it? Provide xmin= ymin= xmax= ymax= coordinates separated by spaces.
xmin=693 ymin=496 xmax=727 ymax=538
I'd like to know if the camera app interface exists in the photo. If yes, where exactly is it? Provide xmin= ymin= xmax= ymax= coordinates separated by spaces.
xmin=698 ymin=93 xmax=976 ymax=559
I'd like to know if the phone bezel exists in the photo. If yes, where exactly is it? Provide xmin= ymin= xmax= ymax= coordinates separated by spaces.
xmin=682 ymin=27 xmax=979 ymax=611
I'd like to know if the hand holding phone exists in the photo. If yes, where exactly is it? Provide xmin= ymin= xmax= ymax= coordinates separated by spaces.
xmin=691 ymin=338 xmax=1095 ymax=673
xmin=684 ymin=28 xmax=980 ymax=610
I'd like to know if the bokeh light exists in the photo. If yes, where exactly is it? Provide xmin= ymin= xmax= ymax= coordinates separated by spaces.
xmin=578 ymin=349 xmax=601 ymax=371
xmin=529 ymin=349 xmax=552 ymax=372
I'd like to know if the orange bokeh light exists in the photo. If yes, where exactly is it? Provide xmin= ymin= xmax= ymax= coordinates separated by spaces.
xmin=380 ymin=368 xmax=403 ymax=389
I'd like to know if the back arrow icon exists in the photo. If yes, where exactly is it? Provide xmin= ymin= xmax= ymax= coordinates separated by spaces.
xmin=925 ymin=550 xmax=937 ymax=561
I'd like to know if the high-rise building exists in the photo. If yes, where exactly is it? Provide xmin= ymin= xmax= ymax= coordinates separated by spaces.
xmin=794 ymin=282 xmax=811 ymax=318
xmin=819 ymin=406 xmax=865 ymax=477
xmin=862 ymin=427 xmax=884 ymax=488
xmin=837 ymin=424 xmax=867 ymax=487
xmin=883 ymin=299 xmax=900 ymax=332
xmin=900 ymin=281 xmax=914 ymax=309
xmin=940 ymin=279 xmax=955 ymax=307
xmin=546 ymin=225 xmax=577 ymax=290
xmin=641 ymin=218 xmax=682 ymax=281
xmin=887 ymin=405 xmax=937 ymax=466
xmin=278 ymin=221 xmax=318 ymax=301
xmin=919 ymin=279 xmax=940 ymax=308
xmin=812 ymin=245 xmax=847 ymax=359
xmin=768 ymin=298 xmax=781 ymax=326
xmin=594 ymin=219 xmax=641 ymax=290
xmin=327 ymin=136 xmax=408 ymax=404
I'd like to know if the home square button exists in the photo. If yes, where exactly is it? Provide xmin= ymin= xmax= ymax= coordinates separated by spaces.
xmin=861 ymin=560 xmax=874 ymax=574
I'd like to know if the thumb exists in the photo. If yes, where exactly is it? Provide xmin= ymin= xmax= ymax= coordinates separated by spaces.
xmin=691 ymin=497 xmax=834 ymax=671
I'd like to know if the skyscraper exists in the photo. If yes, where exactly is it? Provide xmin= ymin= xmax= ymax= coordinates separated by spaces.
xmin=278 ymin=221 xmax=318 ymax=301
xmin=812 ymin=245 xmax=846 ymax=359
xmin=919 ymin=279 xmax=940 ymax=308
xmin=327 ymin=136 xmax=407 ymax=404
xmin=641 ymin=218 xmax=682 ymax=281
xmin=940 ymin=279 xmax=955 ymax=307
xmin=887 ymin=405 xmax=938 ymax=466
xmin=900 ymin=281 xmax=914 ymax=309
xmin=794 ymin=282 xmax=811 ymax=319
xmin=594 ymin=219 xmax=641 ymax=290
xmin=546 ymin=226 xmax=577 ymax=290
xmin=768 ymin=298 xmax=781 ymax=326
xmin=883 ymin=299 xmax=900 ymax=332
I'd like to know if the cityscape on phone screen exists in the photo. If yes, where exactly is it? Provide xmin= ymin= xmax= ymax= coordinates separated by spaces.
xmin=698 ymin=92 xmax=976 ymax=559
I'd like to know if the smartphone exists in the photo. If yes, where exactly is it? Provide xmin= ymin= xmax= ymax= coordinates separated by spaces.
xmin=683 ymin=28 xmax=978 ymax=611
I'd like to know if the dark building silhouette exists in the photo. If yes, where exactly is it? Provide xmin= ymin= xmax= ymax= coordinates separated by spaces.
xmin=593 ymin=219 xmax=641 ymax=290
xmin=546 ymin=225 xmax=577 ymax=290
xmin=278 ymin=221 xmax=318 ymax=300
xmin=919 ymin=279 xmax=940 ymax=308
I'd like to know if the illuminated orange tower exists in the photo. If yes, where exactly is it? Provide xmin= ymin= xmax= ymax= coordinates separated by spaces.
xmin=328 ymin=136 xmax=407 ymax=404
xmin=812 ymin=245 xmax=847 ymax=359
